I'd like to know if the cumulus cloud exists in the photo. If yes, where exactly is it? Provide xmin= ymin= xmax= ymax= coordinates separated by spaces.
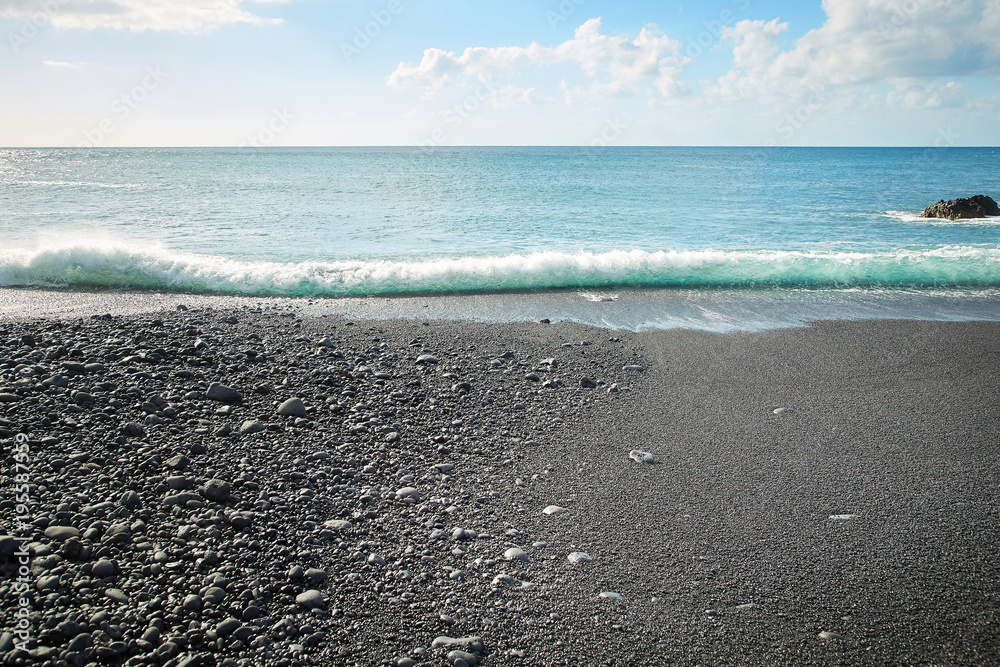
xmin=387 ymin=18 xmax=688 ymax=102
xmin=707 ymin=0 xmax=1000 ymax=108
xmin=0 ymin=0 xmax=294 ymax=32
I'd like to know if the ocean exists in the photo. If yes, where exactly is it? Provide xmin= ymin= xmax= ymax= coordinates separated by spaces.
xmin=2 ymin=146 xmax=999 ymax=330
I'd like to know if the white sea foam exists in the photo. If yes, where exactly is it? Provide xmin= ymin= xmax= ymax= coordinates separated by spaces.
xmin=884 ymin=210 xmax=1000 ymax=226
xmin=1 ymin=240 xmax=998 ymax=296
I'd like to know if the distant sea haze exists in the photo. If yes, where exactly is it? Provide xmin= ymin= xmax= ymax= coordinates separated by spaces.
xmin=1 ymin=147 xmax=998 ymax=297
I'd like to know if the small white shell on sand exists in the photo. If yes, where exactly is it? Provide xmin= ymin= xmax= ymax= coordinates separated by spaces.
xmin=629 ymin=450 xmax=655 ymax=463
xmin=598 ymin=591 xmax=622 ymax=600
xmin=542 ymin=505 xmax=568 ymax=515
xmin=829 ymin=514 xmax=857 ymax=520
xmin=567 ymin=552 xmax=593 ymax=564
xmin=818 ymin=631 xmax=844 ymax=641
xmin=773 ymin=407 xmax=788 ymax=414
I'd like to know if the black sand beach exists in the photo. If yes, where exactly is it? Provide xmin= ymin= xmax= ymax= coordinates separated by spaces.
xmin=1 ymin=292 xmax=998 ymax=666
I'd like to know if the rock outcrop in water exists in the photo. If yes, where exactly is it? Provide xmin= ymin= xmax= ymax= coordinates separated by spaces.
xmin=920 ymin=195 xmax=1000 ymax=220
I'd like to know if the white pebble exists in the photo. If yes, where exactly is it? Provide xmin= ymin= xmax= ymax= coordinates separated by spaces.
xmin=567 ymin=552 xmax=593 ymax=564
xmin=598 ymin=591 xmax=622 ymax=600
xmin=542 ymin=505 xmax=568 ymax=515
xmin=629 ymin=450 xmax=655 ymax=464
xmin=504 ymin=547 xmax=530 ymax=563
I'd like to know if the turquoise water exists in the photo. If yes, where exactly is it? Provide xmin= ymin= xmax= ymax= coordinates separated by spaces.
xmin=1 ymin=147 xmax=999 ymax=300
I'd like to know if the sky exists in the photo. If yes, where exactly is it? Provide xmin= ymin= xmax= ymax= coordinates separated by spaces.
xmin=0 ymin=0 xmax=998 ymax=147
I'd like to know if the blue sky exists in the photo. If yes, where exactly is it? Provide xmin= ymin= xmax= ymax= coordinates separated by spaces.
xmin=1 ymin=0 xmax=998 ymax=146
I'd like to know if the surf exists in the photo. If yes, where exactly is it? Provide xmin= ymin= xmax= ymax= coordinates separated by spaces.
xmin=2 ymin=241 xmax=998 ymax=297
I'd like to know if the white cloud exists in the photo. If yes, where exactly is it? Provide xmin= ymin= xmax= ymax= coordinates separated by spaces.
xmin=487 ymin=85 xmax=540 ymax=109
xmin=42 ymin=59 xmax=82 ymax=68
xmin=707 ymin=0 xmax=1000 ymax=108
xmin=0 ymin=0 xmax=293 ymax=32
xmin=387 ymin=18 xmax=688 ymax=101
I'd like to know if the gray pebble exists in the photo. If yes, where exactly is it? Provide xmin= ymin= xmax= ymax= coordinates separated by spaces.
xmin=295 ymin=589 xmax=326 ymax=609
xmin=277 ymin=397 xmax=307 ymax=417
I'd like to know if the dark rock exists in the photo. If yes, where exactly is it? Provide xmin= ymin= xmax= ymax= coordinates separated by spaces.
xmin=120 ymin=490 xmax=141 ymax=507
xmin=61 ymin=538 xmax=84 ymax=560
xmin=166 ymin=454 xmax=190 ymax=470
xmin=216 ymin=618 xmax=241 ymax=637
xmin=921 ymin=195 xmax=1000 ymax=220
xmin=103 ymin=524 xmax=132 ymax=544
xmin=202 ymin=479 xmax=231 ymax=503
xmin=0 ymin=535 xmax=18 ymax=558
xmin=122 ymin=422 xmax=146 ymax=437
xmin=91 ymin=558 xmax=116 ymax=577
xmin=580 ymin=376 xmax=598 ymax=388
xmin=206 ymin=383 xmax=243 ymax=404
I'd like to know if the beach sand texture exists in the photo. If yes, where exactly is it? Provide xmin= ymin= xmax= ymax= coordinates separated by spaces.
xmin=0 ymin=296 xmax=998 ymax=666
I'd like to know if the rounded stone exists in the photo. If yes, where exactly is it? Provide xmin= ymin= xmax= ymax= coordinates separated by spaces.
xmin=44 ymin=526 xmax=80 ymax=541
xmin=295 ymin=590 xmax=326 ymax=610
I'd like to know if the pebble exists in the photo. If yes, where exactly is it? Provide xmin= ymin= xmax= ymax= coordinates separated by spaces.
xmin=416 ymin=354 xmax=439 ymax=365
xmin=43 ymin=526 xmax=80 ymax=541
xmin=91 ymin=559 xmax=116 ymax=577
xmin=122 ymin=422 xmax=145 ymax=437
xmin=295 ymin=590 xmax=327 ymax=610
xmin=451 ymin=528 xmax=477 ymax=541
xmin=599 ymin=591 xmax=623 ymax=600
xmin=105 ymin=588 xmax=127 ymax=603
xmin=629 ymin=449 xmax=655 ymax=463
xmin=240 ymin=420 xmax=265 ymax=435
xmin=277 ymin=397 xmax=307 ymax=417
xmin=504 ymin=547 xmax=530 ymax=563
xmin=431 ymin=637 xmax=484 ymax=655
xmin=818 ymin=631 xmax=844 ymax=641
xmin=447 ymin=649 xmax=480 ymax=666
xmin=206 ymin=382 xmax=243 ymax=404
xmin=396 ymin=486 xmax=421 ymax=502
xmin=202 ymin=479 xmax=231 ymax=503
xmin=542 ymin=505 xmax=568 ymax=515
xmin=567 ymin=552 xmax=593 ymax=564
xmin=166 ymin=454 xmax=190 ymax=470
xmin=216 ymin=618 xmax=241 ymax=637
xmin=580 ymin=376 xmax=598 ymax=388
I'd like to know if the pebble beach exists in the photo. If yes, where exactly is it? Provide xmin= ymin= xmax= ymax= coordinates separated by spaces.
xmin=1 ymin=291 xmax=999 ymax=666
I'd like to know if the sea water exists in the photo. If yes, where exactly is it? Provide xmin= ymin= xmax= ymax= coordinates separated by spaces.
xmin=2 ymin=146 xmax=999 ymax=330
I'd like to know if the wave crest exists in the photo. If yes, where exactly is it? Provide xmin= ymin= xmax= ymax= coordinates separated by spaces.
xmin=1 ymin=242 xmax=998 ymax=296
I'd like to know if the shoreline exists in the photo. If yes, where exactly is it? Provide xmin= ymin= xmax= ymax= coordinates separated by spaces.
xmin=3 ymin=286 xmax=1000 ymax=333
xmin=0 ymin=304 xmax=998 ymax=665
